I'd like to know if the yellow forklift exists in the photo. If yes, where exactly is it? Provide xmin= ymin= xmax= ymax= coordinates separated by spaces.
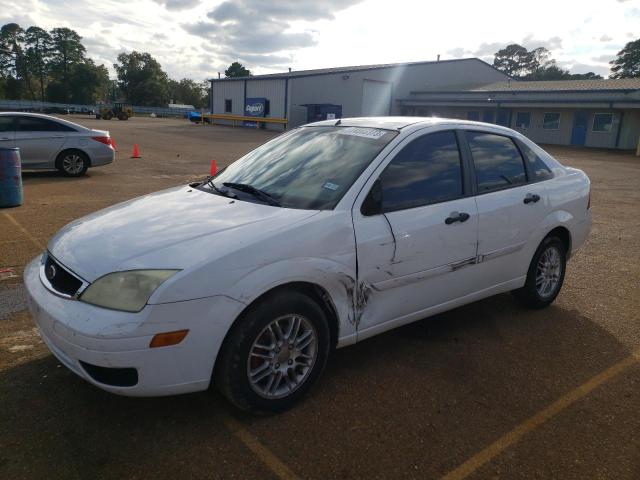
xmin=97 ymin=103 xmax=133 ymax=120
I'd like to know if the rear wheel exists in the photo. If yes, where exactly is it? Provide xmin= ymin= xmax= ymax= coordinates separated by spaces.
xmin=215 ymin=290 xmax=330 ymax=413
xmin=117 ymin=112 xmax=129 ymax=120
xmin=513 ymin=236 xmax=566 ymax=309
xmin=57 ymin=150 xmax=89 ymax=177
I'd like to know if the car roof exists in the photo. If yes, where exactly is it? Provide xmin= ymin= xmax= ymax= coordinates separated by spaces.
xmin=0 ymin=111 xmax=91 ymax=131
xmin=304 ymin=116 xmax=518 ymax=134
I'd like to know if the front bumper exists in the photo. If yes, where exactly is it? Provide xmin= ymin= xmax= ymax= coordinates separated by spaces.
xmin=24 ymin=257 xmax=245 ymax=396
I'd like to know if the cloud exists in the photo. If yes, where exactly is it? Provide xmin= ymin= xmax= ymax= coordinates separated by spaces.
xmin=599 ymin=35 xmax=612 ymax=42
xmin=592 ymin=54 xmax=614 ymax=62
xmin=236 ymin=53 xmax=293 ymax=66
xmin=558 ymin=60 xmax=611 ymax=77
xmin=152 ymin=0 xmax=200 ymax=11
xmin=473 ymin=42 xmax=507 ymax=56
xmin=208 ymin=0 xmax=363 ymax=22
xmin=182 ymin=0 xmax=364 ymax=70
xmin=521 ymin=34 xmax=562 ymax=50
xmin=446 ymin=47 xmax=469 ymax=58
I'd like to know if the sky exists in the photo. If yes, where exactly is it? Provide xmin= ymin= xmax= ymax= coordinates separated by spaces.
xmin=1 ymin=0 xmax=638 ymax=80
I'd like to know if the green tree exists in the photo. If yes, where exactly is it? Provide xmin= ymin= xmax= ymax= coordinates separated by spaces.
xmin=570 ymin=71 xmax=603 ymax=80
xmin=224 ymin=61 xmax=251 ymax=78
xmin=68 ymin=60 xmax=109 ymax=104
xmin=494 ymin=44 xmax=604 ymax=80
xmin=114 ymin=51 xmax=169 ymax=106
xmin=610 ymin=38 xmax=640 ymax=78
xmin=49 ymin=27 xmax=86 ymax=102
xmin=24 ymin=26 xmax=52 ymax=102
xmin=168 ymin=78 xmax=208 ymax=107
xmin=493 ymin=44 xmax=535 ymax=77
xmin=526 ymin=63 xmax=570 ymax=80
xmin=0 ymin=23 xmax=34 ymax=99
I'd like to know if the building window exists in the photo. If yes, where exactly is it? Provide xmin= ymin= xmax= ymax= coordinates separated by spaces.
xmin=515 ymin=112 xmax=531 ymax=129
xmin=467 ymin=111 xmax=480 ymax=121
xmin=593 ymin=113 xmax=614 ymax=133
xmin=542 ymin=112 xmax=560 ymax=130
xmin=224 ymin=99 xmax=232 ymax=113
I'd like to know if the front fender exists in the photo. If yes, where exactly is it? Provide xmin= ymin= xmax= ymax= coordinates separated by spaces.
xmin=225 ymin=257 xmax=358 ymax=346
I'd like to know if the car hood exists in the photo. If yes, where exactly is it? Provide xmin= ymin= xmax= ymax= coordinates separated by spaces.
xmin=49 ymin=185 xmax=318 ymax=282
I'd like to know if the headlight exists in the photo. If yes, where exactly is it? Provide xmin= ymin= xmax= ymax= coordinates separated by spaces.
xmin=80 ymin=270 xmax=180 ymax=312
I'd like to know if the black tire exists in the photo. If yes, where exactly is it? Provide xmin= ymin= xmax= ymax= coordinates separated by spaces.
xmin=117 ymin=112 xmax=129 ymax=121
xmin=214 ymin=290 xmax=331 ymax=414
xmin=56 ymin=150 xmax=89 ymax=177
xmin=513 ymin=235 xmax=567 ymax=309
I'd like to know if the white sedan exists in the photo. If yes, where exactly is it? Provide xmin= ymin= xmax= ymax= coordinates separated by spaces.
xmin=0 ymin=112 xmax=115 ymax=176
xmin=24 ymin=117 xmax=591 ymax=413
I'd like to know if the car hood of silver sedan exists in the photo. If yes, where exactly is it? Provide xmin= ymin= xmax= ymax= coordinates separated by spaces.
xmin=48 ymin=185 xmax=318 ymax=282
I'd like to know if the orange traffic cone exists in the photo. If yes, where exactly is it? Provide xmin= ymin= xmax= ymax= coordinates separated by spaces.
xmin=131 ymin=144 xmax=141 ymax=158
xmin=210 ymin=159 xmax=217 ymax=176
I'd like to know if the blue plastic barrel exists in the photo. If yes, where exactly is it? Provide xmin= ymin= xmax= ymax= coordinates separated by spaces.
xmin=0 ymin=148 xmax=23 ymax=208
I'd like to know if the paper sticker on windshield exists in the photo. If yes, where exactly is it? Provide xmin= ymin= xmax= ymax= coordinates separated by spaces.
xmin=323 ymin=182 xmax=339 ymax=191
xmin=336 ymin=127 xmax=386 ymax=139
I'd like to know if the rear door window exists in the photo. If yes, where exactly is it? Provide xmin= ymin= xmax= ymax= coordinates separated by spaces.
xmin=17 ymin=117 xmax=74 ymax=132
xmin=466 ymin=131 xmax=527 ymax=193
xmin=380 ymin=130 xmax=464 ymax=212
xmin=0 ymin=116 xmax=16 ymax=132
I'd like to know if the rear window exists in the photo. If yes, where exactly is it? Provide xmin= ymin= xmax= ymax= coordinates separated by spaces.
xmin=466 ymin=131 xmax=527 ymax=192
xmin=518 ymin=141 xmax=554 ymax=181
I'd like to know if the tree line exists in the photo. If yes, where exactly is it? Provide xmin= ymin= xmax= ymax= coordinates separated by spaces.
xmin=492 ymin=39 xmax=640 ymax=80
xmin=0 ymin=22 xmax=211 ymax=108
xmin=0 ymin=23 xmax=110 ymax=104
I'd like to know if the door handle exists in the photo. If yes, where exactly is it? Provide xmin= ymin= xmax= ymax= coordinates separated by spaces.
xmin=445 ymin=212 xmax=470 ymax=225
xmin=523 ymin=193 xmax=541 ymax=204
xmin=52 ymin=135 xmax=65 ymax=138
xmin=0 ymin=137 xmax=10 ymax=141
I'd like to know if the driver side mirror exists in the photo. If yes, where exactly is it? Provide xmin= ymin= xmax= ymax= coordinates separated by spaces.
xmin=361 ymin=178 xmax=383 ymax=216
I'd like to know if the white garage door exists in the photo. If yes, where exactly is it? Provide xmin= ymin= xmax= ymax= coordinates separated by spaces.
xmin=361 ymin=80 xmax=392 ymax=117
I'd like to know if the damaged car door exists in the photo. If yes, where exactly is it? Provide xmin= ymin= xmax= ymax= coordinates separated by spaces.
xmin=353 ymin=129 xmax=479 ymax=339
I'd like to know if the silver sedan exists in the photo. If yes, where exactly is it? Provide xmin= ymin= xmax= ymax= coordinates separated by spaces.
xmin=0 ymin=112 xmax=115 ymax=176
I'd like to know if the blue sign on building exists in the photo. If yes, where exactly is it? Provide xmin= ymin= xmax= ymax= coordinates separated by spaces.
xmin=244 ymin=98 xmax=267 ymax=127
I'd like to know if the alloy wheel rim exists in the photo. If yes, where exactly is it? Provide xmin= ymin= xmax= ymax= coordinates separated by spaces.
xmin=247 ymin=314 xmax=318 ymax=399
xmin=535 ymin=246 xmax=562 ymax=298
xmin=62 ymin=155 xmax=84 ymax=174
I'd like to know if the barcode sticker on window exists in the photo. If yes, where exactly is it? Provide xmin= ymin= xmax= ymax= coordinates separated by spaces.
xmin=336 ymin=127 xmax=386 ymax=139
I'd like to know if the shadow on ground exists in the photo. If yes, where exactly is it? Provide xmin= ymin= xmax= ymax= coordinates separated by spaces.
xmin=0 ymin=293 xmax=631 ymax=479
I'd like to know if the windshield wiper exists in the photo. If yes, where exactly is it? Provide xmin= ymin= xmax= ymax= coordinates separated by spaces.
xmin=223 ymin=182 xmax=281 ymax=207
xmin=206 ymin=177 xmax=237 ymax=199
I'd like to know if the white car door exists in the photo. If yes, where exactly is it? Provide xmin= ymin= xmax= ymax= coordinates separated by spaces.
xmin=353 ymin=129 xmax=479 ymax=339
xmin=0 ymin=116 xmax=16 ymax=147
xmin=463 ymin=130 xmax=551 ymax=286
xmin=14 ymin=116 xmax=69 ymax=168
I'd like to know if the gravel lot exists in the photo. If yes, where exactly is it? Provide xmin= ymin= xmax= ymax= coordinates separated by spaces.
xmin=1 ymin=115 xmax=639 ymax=479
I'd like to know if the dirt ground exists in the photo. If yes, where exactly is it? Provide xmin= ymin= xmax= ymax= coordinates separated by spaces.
xmin=1 ymin=115 xmax=639 ymax=479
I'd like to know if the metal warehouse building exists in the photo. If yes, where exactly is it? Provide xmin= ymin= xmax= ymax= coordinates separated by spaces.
xmin=209 ymin=58 xmax=508 ymax=129
xmin=209 ymin=58 xmax=640 ymax=150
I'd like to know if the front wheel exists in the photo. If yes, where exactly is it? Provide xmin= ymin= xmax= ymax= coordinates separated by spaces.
xmin=214 ymin=290 xmax=331 ymax=413
xmin=513 ymin=236 xmax=566 ymax=309
xmin=57 ymin=150 xmax=89 ymax=177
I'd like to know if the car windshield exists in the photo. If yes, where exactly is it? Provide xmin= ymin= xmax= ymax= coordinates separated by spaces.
xmin=206 ymin=126 xmax=398 ymax=210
